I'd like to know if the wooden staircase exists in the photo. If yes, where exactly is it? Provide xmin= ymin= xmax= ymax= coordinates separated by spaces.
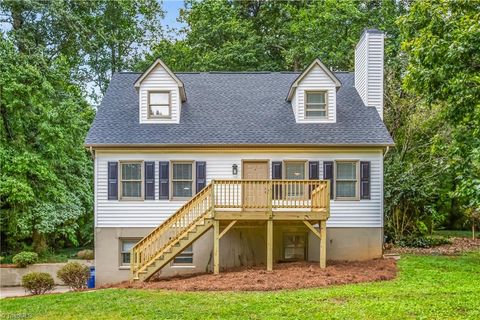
xmin=131 ymin=184 xmax=214 ymax=281
xmin=131 ymin=179 xmax=330 ymax=281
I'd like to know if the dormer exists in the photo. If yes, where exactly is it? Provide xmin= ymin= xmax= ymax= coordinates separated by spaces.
xmin=287 ymin=58 xmax=341 ymax=123
xmin=134 ymin=58 xmax=186 ymax=124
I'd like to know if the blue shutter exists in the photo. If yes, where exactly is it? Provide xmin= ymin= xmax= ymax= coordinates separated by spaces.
xmin=144 ymin=162 xmax=155 ymax=200
xmin=107 ymin=162 xmax=118 ymax=200
xmin=308 ymin=161 xmax=319 ymax=179
xmin=272 ymin=161 xmax=282 ymax=200
xmin=360 ymin=161 xmax=371 ymax=200
xmin=308 ymin=161 xmax=319 ymax=197
xmin=159 ymin=161 xmax=169 ymax=200
xmin=323 ymin=161 xmax=334 ymax=200
xmin=196 ymin=161 xmax=206 ymax=193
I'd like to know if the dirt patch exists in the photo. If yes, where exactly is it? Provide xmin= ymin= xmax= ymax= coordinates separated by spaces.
xmin=385 ymin=237 xmax=480 ymax=256
xmin=108 ymin=259 xmax=397 ymax=291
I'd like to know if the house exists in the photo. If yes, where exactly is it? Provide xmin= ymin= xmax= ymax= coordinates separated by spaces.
xmin=85 ymin=29 xmax=393 ymax=285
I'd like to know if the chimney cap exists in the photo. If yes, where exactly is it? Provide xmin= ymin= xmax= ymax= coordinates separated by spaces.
xmin=360 ymin=28 xmax=384 ymax=38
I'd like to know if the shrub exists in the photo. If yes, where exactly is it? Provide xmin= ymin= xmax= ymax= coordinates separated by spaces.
xmin=22 ymin=272 xmax=55 ymax=295
xmin=57 ymin=262 xmax=90 ymax=291
xmin=12 ymin=251 xmax=38 ymax=267
xmin=397 ymin=235 xmax=452 ymax=248
xmin=76 ymin=249 xmax=94 ymax=260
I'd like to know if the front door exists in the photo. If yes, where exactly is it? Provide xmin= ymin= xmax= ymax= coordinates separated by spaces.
xmin=242 ymin=161 xmax=269 ymax=209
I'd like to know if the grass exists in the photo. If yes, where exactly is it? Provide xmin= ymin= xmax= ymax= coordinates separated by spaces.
xmin=435 ymin=229 xmax=478 ymax=239
xmin=1 ymin=247 xmax=92 ymax=264
xmin=1 ymin=253 xmax=479 ymax=319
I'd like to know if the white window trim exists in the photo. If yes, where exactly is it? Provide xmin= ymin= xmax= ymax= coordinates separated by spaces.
xmin=170 ymin=160 xmax=196 ymax=200
xmin=334 ymin=160 xmax=360 ymax=201
xmin=119 ymin=161 xmax=144 ymax=201
xmin=119 ymin=238 xmax=141 ymax=269
xmin=305 ymin=91 xmax=328 ymax=119
xmin=147 ymin=90 xmax=172 ymax=119
xmin=283 ymin=160 xmax=308 ymax=199
xmin=282 ymin=232 xmax=308 ymax=261
xmin=171 ymin=244 xmax=194 ymax=266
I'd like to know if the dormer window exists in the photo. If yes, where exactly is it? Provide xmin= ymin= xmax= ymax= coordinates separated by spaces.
xmin=148 ymin=91 xmax=171 ymax=118
xmin=305 ymin=91 xmax=327 ymax=118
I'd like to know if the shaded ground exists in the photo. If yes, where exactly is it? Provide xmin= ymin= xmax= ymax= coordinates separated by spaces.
xmin=109 ymin=259 xmax=397 ymax=291
xmin=385 ymin=237 xmax=480 ymax=255
xmin=0 ymin=286 xmax=70 ymax=299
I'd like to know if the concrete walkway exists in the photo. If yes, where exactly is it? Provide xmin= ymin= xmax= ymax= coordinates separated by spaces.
xmin=0 ymin=286 xmax=70 ymax=298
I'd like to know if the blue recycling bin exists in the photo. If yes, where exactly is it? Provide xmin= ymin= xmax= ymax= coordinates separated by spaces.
xmin=87 ymin=266 xmax=95 ymax=288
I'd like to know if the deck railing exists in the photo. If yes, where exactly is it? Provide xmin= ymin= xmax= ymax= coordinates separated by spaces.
xmin=212 ymin=179 xmax=329 ymax=210
xmin=131 ymin=184 xmax=214 ymax=275
xmin=131 ymin=179 xmax=329 ymax=275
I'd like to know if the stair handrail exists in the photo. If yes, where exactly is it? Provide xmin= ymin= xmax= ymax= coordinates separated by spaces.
xmin=131 ymin=183 xmax=213 ymax=273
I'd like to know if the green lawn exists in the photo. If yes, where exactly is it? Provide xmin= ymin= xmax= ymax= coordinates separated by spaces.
xmin=435 ymin=230 xmax=478 ymax=239
xmin=1 ymin=253 xmax=479 ymax=320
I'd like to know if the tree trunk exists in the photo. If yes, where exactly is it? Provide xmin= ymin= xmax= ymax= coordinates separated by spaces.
xmin=10 ymin=2 xmax=27 ymax=53
xmin=32 ymin=230 xmax=47 ymax=254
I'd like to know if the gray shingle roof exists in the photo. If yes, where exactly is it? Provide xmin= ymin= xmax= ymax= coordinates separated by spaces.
xmin=85 ymin=72 xmax=393 ymax=146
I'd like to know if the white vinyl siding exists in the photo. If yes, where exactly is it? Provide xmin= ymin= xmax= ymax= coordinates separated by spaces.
xmin=95 ymin=149 xmax=383 ymax=228
xmin=139 ymin=64 xmax=181 ymax=124
xmin=294 ymin=64 xmax=336 ymax=123
xmin=355 ymin=31 xmax=384 ymax=119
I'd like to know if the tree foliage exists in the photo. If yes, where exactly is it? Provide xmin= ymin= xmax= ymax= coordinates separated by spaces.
xmin=0 ymin=0 xmax=165 ymax=101
xmin=140 ymin=0 xmax=405 ymax=72
xmin=0 ymin=38 xmax=95 ymax=252
xmin=1 ymin=0 xmax=478 ymax=253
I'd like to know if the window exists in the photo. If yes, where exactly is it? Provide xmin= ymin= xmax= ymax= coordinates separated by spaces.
xmin=172 ymin=162 xmax=194 ymax=199
xmin=148 ymin=91 xmax=170 ymax=118
xmin=284 ymin=161 xmax=306 ymax=197
xmin=335 ymin=161 xmax=358 ymax=200
xmin=283 ymin=233 xmax=306 ymax=261
xmin=120 ymin=239 xmax=140 ymax=266
xmin=305 ymin=91 xmax=327 ymax=118
xmin=120 ymin=162 xmax=142 ymax=200
xmin=173 ymin=245 xmax=193 ymax=265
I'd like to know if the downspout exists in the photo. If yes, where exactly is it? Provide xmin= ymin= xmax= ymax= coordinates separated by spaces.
xmin=383 ymin=146 xmax=390 ymax=158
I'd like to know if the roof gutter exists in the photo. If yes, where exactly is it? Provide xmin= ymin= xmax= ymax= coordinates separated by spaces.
xmin=84 ymin=142 xmax=395 ymax=149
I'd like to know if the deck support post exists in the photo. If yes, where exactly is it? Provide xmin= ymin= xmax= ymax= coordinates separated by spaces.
xmin=213 ymin=220 xmax=220 ymax=274
xmin=320 ymin=220 xmax=327 ymax=269
xmin=267 ymin=220 xmax=273 ymax=271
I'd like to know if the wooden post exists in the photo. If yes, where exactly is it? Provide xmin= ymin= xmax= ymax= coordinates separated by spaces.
xmin=267 ymin=220 xmax=273 ymax=271
xmin=320 ymin=220 xmax=327 ymax=269
xmin=213 ymin=220 xmax=220 ymax=274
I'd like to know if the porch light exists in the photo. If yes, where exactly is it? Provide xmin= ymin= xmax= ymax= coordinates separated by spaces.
xmin=232 ymin=164 xmax=238 ymax=175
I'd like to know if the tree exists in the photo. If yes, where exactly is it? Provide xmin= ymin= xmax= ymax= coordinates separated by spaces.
xmin=0 ymin=38 xmax=94 ymax=252
xmin=398 ymin=0 xmax=480 ymax=232
xmin=0 ymin=0 xmax=165 ymax=101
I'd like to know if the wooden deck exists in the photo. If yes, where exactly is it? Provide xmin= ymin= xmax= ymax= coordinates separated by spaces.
xmin=131 ymin=179 xmax=330 ymax=281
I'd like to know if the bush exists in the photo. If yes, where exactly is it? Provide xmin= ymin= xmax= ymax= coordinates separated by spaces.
xmin=57 ymin=262 xmax=89 ymax=291
xmin=397 ymin=235 xmax=452 ymax=248
xmin=76 ymin=249 xmax=94 ymax=260
xmin=12 ymin=251 xmax=38 ymax=267
xmin=21 ymin=272 xmax=55 ymax=295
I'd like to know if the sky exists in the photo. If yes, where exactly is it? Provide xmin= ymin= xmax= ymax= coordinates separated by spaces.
xmin=163 ymin=0 xmax=187 ymax=35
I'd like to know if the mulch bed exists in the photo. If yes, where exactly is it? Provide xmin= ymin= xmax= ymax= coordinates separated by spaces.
xmin=109 ymin=259 xmax=397 ymax=291
xmin=385 ymin=237 xmax=480 ymax=256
